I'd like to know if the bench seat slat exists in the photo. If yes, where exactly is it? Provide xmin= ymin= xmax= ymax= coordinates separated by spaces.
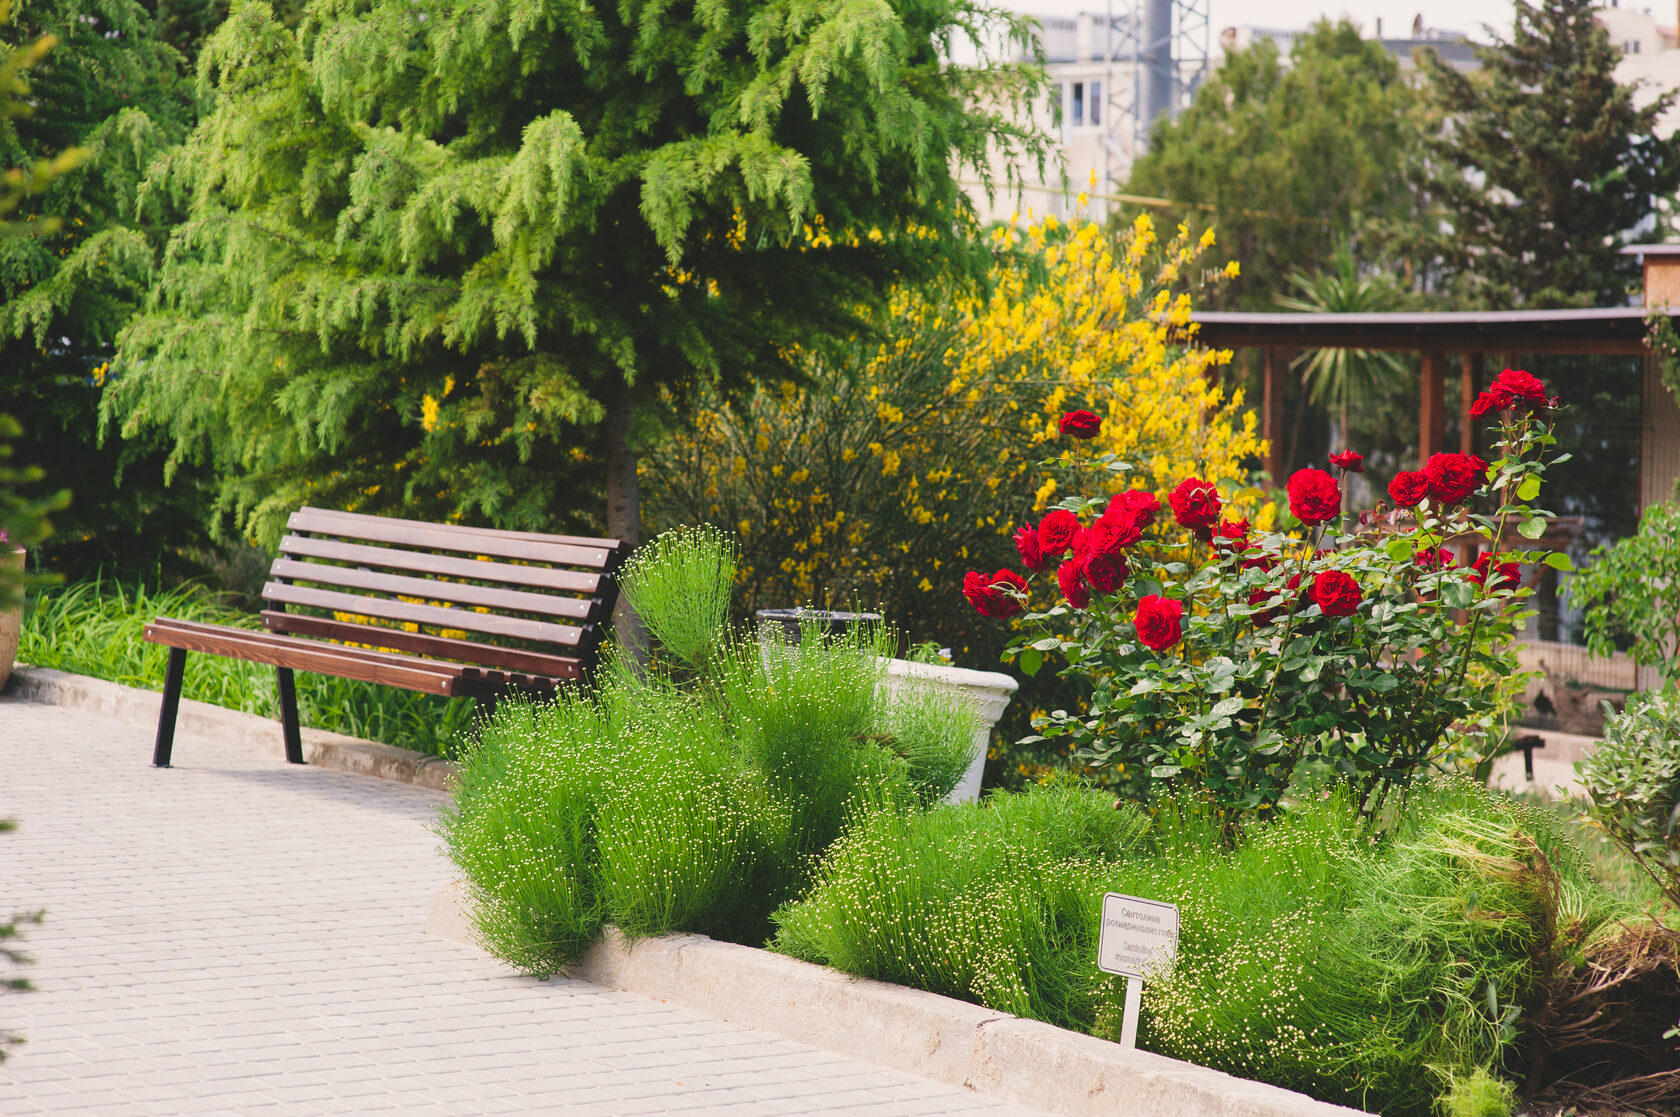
xmin=260 ymin=611 xmax=583 ymax=680
xmin=144 ymin=619 xmax=465 ymax=695
xmin=263 ymin=582 xmax=584 ymax=646
xmin=278 ymin=535 xmax=605 ymax=595
xmin=287 ymin=508 xmax=621 ymax=569
xmin=269 ymin=559 xmax=594 ymax=621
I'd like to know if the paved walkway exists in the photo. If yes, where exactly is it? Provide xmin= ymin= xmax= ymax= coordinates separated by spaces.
xmin=0 ymin=697 xmax=1046 ymax=1115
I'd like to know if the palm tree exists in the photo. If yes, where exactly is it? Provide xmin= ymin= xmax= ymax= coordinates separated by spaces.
xmin=1274 ymin=247 xmax=1410 ymax=451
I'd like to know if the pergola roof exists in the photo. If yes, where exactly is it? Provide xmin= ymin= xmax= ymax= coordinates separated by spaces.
xmin=1191 ymin=307 xmax=1655 ymax=354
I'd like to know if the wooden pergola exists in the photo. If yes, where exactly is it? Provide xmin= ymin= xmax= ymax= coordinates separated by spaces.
xmin=1190 ymin=307 xmax=1656 ymax=480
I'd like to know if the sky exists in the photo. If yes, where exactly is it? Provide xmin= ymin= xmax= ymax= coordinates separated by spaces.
xmin=1002 ymin=0 xmax=1551 ymax=42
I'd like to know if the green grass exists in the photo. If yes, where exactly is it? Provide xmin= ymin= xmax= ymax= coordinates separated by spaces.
xmin=18 ymin=577 xmax=477 ymax=757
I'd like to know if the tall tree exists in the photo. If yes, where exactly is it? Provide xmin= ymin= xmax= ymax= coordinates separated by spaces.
xmin=1124 ymin=20 xmax=1422 ymax=309
xmin=0 ymin=0 xmax=219 ymax=581
xmin=1418 ymin=0 xmax=1680 ymax=308
xmin=105 ymin=0 xmax=1052 ymax=551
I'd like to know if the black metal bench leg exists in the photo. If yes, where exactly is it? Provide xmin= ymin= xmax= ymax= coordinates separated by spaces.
xmin=276 ymin=666 xmax=305 ymax=765
xmin=152 ymin=647 xmax=188 ymax=768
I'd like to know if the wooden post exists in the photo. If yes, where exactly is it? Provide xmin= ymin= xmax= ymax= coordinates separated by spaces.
xmin=1420 ymin=351 xmax=1445 ymax=463
xmin=1460 ymin=353 xmax=1481 ymax=456
xmin=1263 ymin=348 xmax=1284 ymax=480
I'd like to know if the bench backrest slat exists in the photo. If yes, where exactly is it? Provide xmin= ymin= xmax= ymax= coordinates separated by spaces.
xmin=268 ymin=558 xmax=594 ymax=622
xmin=263 ymin=507 xmax=626 ymax=679
xmin=260 ymin=611 xmax=583 ymax=680
xmin=279 ymin=535 xmax=605 ymax=595
xmin=286 ymin=508 xmax=620 ymax=568
xmin=264 ymin=582 xmax=586 ymax=647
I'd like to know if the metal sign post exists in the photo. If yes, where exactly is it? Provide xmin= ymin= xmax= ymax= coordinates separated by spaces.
xmin=1096 ymin=892 xmax=1180 ymax=1051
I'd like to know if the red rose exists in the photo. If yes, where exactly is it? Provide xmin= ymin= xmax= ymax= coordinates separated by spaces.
xmin=1424 ymin=452 xmax=1488 ymax=505
xmin=1247 ymin=588 xmax=1278 ymax=627
xmin=963 ymin=568 xmax=1028 ymax=618
xmin=1389 ymin=470 xmax=1430 ymax=507
xmin=1470 ymin=551 xmax=1522 ymax=592
xmin=1168 ymin=477 xmax=1222 ymax=533
xmin=1468 ymin=387 xmax=1512 ymax=420
xmin=1492 ymin=368 xmax=1547 ymax=405
xmin=1413 ymin=546 xmax=1455 ymax=572
xmin=1134 ymin=594 xmax=1184 ymax=651
xmin=1037 ymin=509 xmax=1081 ymax=556
xmin=1287 ymin=468 xmax=1342 ymax=525
xmin=1059 ymin=410 xmax=1102 ymax=439
xmin=1328 ymin=450 xmax=1364 ymax=473
xmin=1214 ymin=518 xmax=1251 ymax=553
xmin=1082 ymin=516 xmax=1141 ymax=558
xmin=1085 ymin=550 xmax=1129 ymax=594
xmin=1013 ymin=523 xmax=1048 ymax=572
xmin=1103 ymin=489 xmax=1161 ymax=531
xmin=1057 ymin=558 xmax=1089 ymax=610
xmin=1311 ymin=570 xmax=1362 ymax=617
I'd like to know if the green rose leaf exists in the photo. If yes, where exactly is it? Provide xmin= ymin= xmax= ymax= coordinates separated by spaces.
xmin=1543 ymin=551 xmax=1574 ymax=571
xmin=1519 ymin=515 xmax=1548 ymax=540
xmin=1516 ymin=475 xmax=1541 ymax=502
xmin=1019 ymin=648 xmax=1043 ymax=677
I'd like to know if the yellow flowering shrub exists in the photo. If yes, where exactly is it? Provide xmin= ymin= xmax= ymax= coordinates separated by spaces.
xmin=642 ymin=217 xmax=1265 ymax=778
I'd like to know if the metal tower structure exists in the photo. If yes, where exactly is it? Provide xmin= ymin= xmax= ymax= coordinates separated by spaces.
xmin=1097 ymin=0 xmax=1212 ymax=199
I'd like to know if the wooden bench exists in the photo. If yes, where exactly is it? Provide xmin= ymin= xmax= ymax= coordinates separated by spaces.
xmin=143 ymin=507 xmax=630 ymax=767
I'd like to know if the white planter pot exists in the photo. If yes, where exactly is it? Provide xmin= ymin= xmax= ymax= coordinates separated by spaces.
xmin=881 ymin=658 xmax=1018 ymax=805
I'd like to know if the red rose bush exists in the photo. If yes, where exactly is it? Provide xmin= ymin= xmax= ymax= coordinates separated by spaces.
xmin=966 ymin=377 xmax=1569 ymax=833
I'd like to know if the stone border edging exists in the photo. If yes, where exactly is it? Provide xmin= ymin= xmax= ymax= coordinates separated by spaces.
xmin=3 ymin=665 xmax=460 ymax=793
xmin=428 ymin=881 xmax=1372 ymax=1117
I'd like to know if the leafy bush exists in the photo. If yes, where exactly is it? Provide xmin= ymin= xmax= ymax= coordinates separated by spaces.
xmin=984 ymin=370 xmax=1567 ymax=835
xmin=1573 ymin=500 xmax=1680 ymax=682
xmin=18 ymin=577 xmax=476 ymax=755
xmin=1577 ymin=684 xmax=1680 ymax=908
xmin=776 ymin=778 xmax=1649 ymax=1116
xmin=643 ymin=217 xmax=1263 ymax=637
xmin=439 ymin=527 xmax=979 ymax=975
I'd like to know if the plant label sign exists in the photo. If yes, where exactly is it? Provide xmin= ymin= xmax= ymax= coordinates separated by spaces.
xmin=1097 ymin=892 xmax=1179 ymax=1051
xmin=1098 ymin=892 xmax=1179 ymax=979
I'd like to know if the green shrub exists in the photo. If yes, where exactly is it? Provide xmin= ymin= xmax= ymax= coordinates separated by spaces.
xmin=1577 ymin=684 xmax=1680 ymax=908
xmin=1573 ymin=501 xmax=1680 ymax=682
xmin=776 ymin=778 xmax=1640 ymax=1117
xmin=773 ymin=779 xmax=1148 ymax=1021
xmin=19 ymin=577 xmax=476 ymax=756
xmin=440 ymin=535 xmax=981 ymax=974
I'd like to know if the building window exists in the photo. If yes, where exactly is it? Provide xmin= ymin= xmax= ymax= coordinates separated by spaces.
xmin=1072 ymin=82 xmax=1084 ymax=126
xmin=1090 ymin=81 xmax=1101 ymax=125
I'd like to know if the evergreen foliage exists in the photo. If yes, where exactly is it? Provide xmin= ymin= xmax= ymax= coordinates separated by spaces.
xmin=106 ymin=0 xmax=1053 ymax=545
xmin=1417 ymin=0 xmax=1680 ymax=308
xmin=1124 ymin=20 xmax=1421 ymax=309
xmin=0 ymin=0 xmax=219 ymax=581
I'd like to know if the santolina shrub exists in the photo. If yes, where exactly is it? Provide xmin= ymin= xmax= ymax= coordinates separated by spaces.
xmin=965 ymin=368 xmax=1570 ymax=835
xmin=438 ymin=527 xmax=978 ymax=974
xmin=773 ymin=777 xmax=1648 ymax=1116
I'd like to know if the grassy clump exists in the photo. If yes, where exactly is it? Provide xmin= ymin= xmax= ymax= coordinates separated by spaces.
xmin=774 ymin=778 xmax=1657 ymax=1117
xmin=438 ymin=526 xmax=980 ymax=975
xmin=18 ymin=577 xmax=476 ymax=756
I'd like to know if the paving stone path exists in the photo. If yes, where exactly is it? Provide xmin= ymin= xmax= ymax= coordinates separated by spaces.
xmin=0 ymin=697 xmax=1048 ymax=1115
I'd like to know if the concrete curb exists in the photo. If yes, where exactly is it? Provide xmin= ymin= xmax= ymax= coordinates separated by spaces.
xmin=3 ymin=665 xmax=461 ymax=793
xmin=429 ymin=881 xmax=1372 ymax=1117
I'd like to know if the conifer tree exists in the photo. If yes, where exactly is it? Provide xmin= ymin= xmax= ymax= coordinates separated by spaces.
xmin=0 ymin=0 xmax=215 ymax=579
xmin=107 ymin=0 xmax=1052 ymax=547
xmin=1418 ymin=0 xmax=1680 ymax=308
